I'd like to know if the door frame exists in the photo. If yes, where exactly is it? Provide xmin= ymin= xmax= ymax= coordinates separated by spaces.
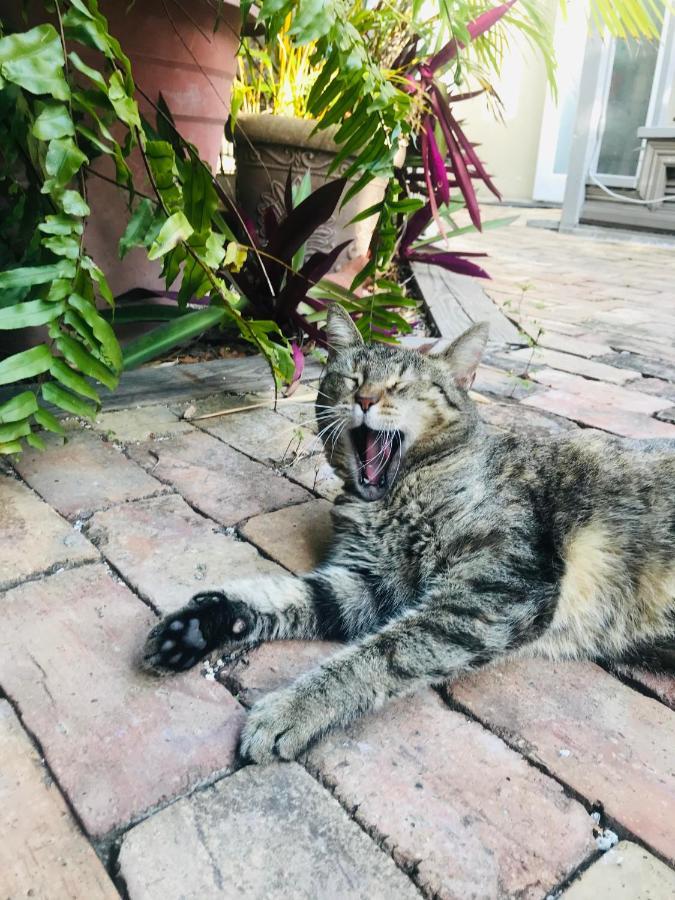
xmin=532 ymin=0 xmax=590 ymax=203
xmin=589 ymin=11 xmax=674 ymax=188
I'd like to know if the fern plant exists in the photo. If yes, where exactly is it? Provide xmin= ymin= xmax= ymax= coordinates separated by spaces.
xmin=0 ymin=1 xmax=295 ymax=456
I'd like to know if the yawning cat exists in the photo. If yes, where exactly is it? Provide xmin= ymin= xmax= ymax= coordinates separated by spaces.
xmin=143 ymin=304 xmax=675 ymax=763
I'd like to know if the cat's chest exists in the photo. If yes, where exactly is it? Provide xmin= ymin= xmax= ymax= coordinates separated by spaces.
xmin=332 ymin=488 xmax=462 ymax=590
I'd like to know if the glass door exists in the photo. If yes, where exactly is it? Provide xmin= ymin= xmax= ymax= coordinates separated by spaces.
xmin=591 ymin=37 xmax=660 ymax=186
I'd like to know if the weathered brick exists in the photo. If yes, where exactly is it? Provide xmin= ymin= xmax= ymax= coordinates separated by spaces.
xmin=536 ymin=332 xmax=613 ymax=359
xmin=625 ymin=376 xmax=675 ymax=404
xmin=480 ymin=398 xmax=575 ymax=435
xmin=0 ymin=475 xmax=98 ymax=590
xmin=561 ymin=841 xmax=675 ymax=899
xmin=239 ymin=499 xmax=333 ymax=573
xmin=127 ymin=429 xmax=311 ymax=526
xmin=14 ymin=427 xmax=163 ymax=520
xmin=0 ymin=564 xmax=246 ymax=838
xmin=200 ymin=406 xmax=317 ymax=464
xmin=87 ymin=493 xmax=283 ymax=615
xmin=306 ymin=691 xmax=595 ymax=900
xmin=449 ymin=660 xmax=675 ymax=861
xmin=505 ymin=347 xmax=639 ymax=385
xmin=0 ymin=700 xmax=119 ymax=900
xmin=220 ymin=641 xmax=339 ymax=707
xmin=656 ymin=406 xmax=675 ymax=424
xmin=282 ymin=453 xmax=344 ymax=500
xmin=94 ymin=404 xmax=193 ymax=443
xmin=626 ymin=668 xmax=675 ymax=711
xmin=530 ymin=369 xmax=672 ymax=414
xmin=118 ymin=764 xmax=419 ymax=900
xmin=523 ymin=388 xmax=675 ymax=438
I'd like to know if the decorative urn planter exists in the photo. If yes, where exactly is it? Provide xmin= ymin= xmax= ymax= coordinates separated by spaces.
xmin=233 ymin=114 xmax=396 ymax=271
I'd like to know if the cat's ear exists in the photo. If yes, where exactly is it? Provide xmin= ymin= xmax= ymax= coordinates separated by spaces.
xmin=439 ymin=322 xmax=489 ymax=390
xmin=325 ymin=303 xmax=364 ymax=358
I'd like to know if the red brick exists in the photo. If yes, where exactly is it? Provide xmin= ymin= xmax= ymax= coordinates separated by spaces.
xmin=119 ymin=764 xmax=419 ymax=899
xmin=0 ymin=564 xmax=246 ymax=838
xmin=0 ymin=701 xmax=118 ymax=900
xmin=561 ymin=841 xmax=675 ymax=899
xmin=87 ymin=493 xmax=282 ymax=615
xmin=523 ymin=389 xmax=675 ymax=438
xmin=127 ymin=429 xmax=311 ymax=526
xmin=219 ymin=641 xmax=339 ymax=707
xmin=0 ymin=475 xmax=98 ymax=590
xmin=626 ymin=668 xmax=675 ymax=711
xmin=530 ymin=369 xmax=672 ymax=414
xmin=449 ymin=659 xmax=675 ymax=861
xmin=239 ymin=499 xmax=333 ymax=573
xmin=506 ymin=347 xmax=639 ymax=384
xmin=14 ymin=427 xmax=163 ymax=519
xmin=537 ymin=333 xmax=613 ymax=359
xmin=306 ymin=691 xmax=594 ymax=900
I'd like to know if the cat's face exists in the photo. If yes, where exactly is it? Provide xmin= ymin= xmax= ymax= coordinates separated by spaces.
xmin=316 ymin=306 xmax=488 ymax=501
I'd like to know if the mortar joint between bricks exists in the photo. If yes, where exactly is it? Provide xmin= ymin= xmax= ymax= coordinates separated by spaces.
xmin=301 ymin=757 xmax=427 ymax=898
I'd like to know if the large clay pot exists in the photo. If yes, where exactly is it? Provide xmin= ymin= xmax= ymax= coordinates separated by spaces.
xmin=233 ymin=114 xmax=397 ymax=271
xmin=84 ymin=0 xmax=241 ymax=297
xmin=0 ymin=1 xmax=241 ymax=300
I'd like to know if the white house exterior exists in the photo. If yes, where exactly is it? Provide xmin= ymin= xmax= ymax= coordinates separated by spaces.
xmin=463 ymin=0 xmax=675 ymax=232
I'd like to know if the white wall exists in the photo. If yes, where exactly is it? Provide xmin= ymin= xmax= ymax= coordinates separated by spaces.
xmin=458 ymin=0 xmax=559 ymax=202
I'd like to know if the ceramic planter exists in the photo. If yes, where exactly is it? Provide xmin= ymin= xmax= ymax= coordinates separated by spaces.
xmin=233 ymin=114 xmax=397 ymax=271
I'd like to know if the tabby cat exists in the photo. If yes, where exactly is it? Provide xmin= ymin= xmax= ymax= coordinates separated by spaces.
xmin=143 ymin=304 xmax=675 ymax=763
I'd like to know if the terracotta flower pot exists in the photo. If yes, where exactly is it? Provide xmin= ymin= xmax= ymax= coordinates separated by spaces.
xmin=0 ymin=0 xmax=241 ymax=300
xmin=233 ymin=114 xmax=397 ymax=272
xmin=84 ymin=0 xmax=241 ymax=297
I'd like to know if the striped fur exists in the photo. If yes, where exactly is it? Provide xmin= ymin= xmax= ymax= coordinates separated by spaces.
xmin=143 ymin=307 xmax=675 ymax=763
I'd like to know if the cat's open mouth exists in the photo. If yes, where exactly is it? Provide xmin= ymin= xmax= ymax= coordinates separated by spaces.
xmin=350 ymin=424 xmax=403 ymax=499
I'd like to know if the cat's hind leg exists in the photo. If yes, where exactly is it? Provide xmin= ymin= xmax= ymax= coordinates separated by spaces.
xmin=142 ymin=575 xmax=324 ymax=673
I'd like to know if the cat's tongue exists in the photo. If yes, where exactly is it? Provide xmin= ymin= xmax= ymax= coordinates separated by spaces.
xmin=364 ymin=429 xmax=389 ymax=483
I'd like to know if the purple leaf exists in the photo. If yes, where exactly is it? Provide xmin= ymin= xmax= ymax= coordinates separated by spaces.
xmin=408 ymin=249 xmax=490 ymax=279
xmin=284 ymin=167 xmax=294 ymax=218
xmin=266 ymin=177 xmax=347 ymax=285
xmin=431 ymin=87 xmax=481 ymax=230
xmin=424 ymin=118 xmax=451 ymax=204
xmin=429 ymin=0 xmax=517 ymax=72
xmin=290 ymin=341 xmax=304 ymax=386
xmin=401 ymin=202 xmax=433 ymax=252
xmin=448 ymin=115 xmax=501 ymax=200
xmin=263 ymin=206 xmax=279 ymax=245
xmin=276 ymin=240 xmax=352 ymax=317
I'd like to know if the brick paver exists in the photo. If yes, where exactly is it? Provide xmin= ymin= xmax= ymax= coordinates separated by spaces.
xmin=127 ymin=429 xmax=311 ymax=525
xmin=0 ymin=474 xmax=98 ymax=590
xmin=15 ymin=426 xmax=163 ymax=520
xmin=449 ymin=659 xmax=675 ymax=861
xmin=0 ymin=700 xmax=119 ymax=900
xmin=0 ymin=564 xmax=245 ymax=838
xmin=307 ymin=690 xmax=595 ymax=900
xmin=506 ymin=347 xmax=638 ymax=384
xmin=561 ymin=841 xmax=675 ymax=899
xmin=94 ymin=404 xmax=193 ymax=443
xmin=2 ymin=206 xmax=675 ymax=897
xmin=239 ymin=499 xmax=333 ymax=573
xmin=118 ymin=764 xmax=420 ymax=900
xmin=87 ymin=493 xmax=282 ymax=615
xmin=220 ymin=641 xmax=339 ymax=707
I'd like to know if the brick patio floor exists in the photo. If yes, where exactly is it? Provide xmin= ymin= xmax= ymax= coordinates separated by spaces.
xmin=2 ymin=209 xmax=675 ymax=899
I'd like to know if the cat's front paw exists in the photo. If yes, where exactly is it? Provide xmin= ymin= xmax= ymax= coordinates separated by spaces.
xmin=141 ymin=591 xmax=255 ymax=674
xmin=238 ymin=688 xmax=325 ymax=764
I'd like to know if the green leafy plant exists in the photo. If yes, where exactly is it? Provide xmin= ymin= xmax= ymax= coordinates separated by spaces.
xmin=0 ymin=1 xmax=295 ymax=456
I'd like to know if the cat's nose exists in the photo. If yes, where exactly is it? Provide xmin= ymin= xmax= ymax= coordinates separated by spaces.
xmin=356 ymin=393 xmax=380 ymax=412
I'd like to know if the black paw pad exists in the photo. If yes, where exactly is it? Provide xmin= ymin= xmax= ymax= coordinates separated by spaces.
xmin=142 ymin=592 xmax=254 ymax=674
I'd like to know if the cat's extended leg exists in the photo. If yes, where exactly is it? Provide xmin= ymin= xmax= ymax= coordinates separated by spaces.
xmin=141 ymin=566 xmax=373 ymax=673
xmin=239 ymin=576 xmax=554 ymax=763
